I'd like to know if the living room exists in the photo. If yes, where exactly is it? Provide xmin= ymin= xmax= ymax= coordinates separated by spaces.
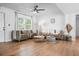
xmin=0 ymin=3 xmax=78 ymax=56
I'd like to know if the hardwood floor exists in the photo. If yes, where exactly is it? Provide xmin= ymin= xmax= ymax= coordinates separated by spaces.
xmin=0 ymin=38 xmax=79 ymax=56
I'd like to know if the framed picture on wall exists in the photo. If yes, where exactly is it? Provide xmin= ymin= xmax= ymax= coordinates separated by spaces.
xmin=50 ymin=18 xmax=55 ymax=24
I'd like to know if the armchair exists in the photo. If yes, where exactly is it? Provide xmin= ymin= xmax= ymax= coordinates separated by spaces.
xmin=55 ymin=30 xmax=72 ymax=41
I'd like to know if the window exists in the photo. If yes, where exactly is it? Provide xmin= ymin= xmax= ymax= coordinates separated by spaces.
xmin=16 ymin=13 xmax=32 ymax=30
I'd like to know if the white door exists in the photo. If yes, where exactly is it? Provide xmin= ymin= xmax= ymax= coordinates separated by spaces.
xmin=0 ymin=12 xmax=5 ymax=42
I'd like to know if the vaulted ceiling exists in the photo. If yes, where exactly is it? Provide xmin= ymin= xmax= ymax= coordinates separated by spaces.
xmin=0 ymin=3 xmax=34 ymax=15
xmin=0 ymin=3 xmax=64 ymax=15
xmin=0 ymin=3 xmax=79 ymax=15
xmin=0 ymin=3 xmax=34 ymax=11
xmin=56 ymin=3 xmax=79 ymax=14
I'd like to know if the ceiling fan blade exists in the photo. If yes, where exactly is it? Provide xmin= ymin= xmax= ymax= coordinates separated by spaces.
xmin=37 ymin=9 xmax=45 ymax=11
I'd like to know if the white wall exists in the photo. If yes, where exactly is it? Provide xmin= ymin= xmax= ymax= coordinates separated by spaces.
xmin=65 ymin=14 xmax=76 ymax=41
xmin=57 ymin=3 xmax=79 ymax=41
xmin=0 ymin=7 xmax=15 ymax=42
xmin=0 ymin=3 xmax=65 ymax=34
xmin=32 ymin=14 xmax=38 ymax=33
xmin=0 ymin=4 xmax=65 ymax=42
xmin=35 ymin=4 xmax=65 ymax=33
xmin=0 ymin=7 xmax=34 ymax=42
xmin=37 ymin=14 xmax=65 ymax=33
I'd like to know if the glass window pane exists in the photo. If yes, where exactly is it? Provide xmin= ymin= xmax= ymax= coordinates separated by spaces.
xmin=17 ymin=14 xmax=32 ymax=30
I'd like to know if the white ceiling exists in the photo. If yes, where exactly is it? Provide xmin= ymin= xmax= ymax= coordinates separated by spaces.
xmin=0 ymin=3 xmax=34 ymax=15
xmin=0 ymin=3 xmax=64 ymax=15
xmin=1 ymin=3 xmax=79 ymax=15
xmin=56 ymin=3 xmax=79 ymax=14
xmin=0 ymin=3 xmax=34 ymax=11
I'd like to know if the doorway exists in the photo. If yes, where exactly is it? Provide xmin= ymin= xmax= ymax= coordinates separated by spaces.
xmin=76 ymin=15 xmax=79 ymax=38
xmin=0 ymin=12 xmax=5 ymax=42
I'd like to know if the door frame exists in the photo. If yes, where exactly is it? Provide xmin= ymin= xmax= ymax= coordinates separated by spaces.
xmin=0 ymin=12 xmax=5 ymax=42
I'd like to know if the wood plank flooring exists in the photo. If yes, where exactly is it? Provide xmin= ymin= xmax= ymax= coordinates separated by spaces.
xmin=0 ymin=38 xmax=79 ymax=56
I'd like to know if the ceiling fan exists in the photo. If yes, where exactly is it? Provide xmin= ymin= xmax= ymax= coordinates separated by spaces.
xmin=33 ymin=5 xmax=45 ymax=13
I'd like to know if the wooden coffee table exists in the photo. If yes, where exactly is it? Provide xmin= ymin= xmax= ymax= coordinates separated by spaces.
xmin=33 ymin=35 xmax=45 ymax=42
